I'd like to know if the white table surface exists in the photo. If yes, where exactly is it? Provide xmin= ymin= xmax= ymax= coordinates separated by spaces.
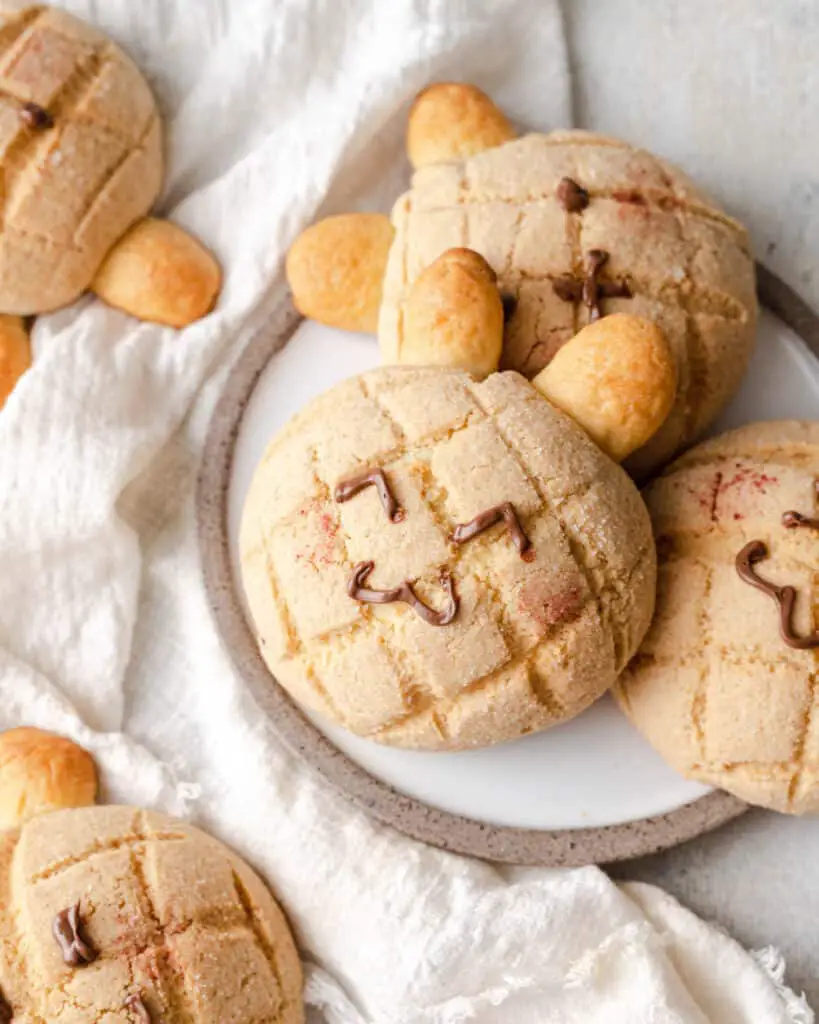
xmin=561 ymin=0 xmax=819 ymax=1002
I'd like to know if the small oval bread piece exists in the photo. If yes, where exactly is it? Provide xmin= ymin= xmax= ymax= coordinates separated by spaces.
xmin=407 ymin=82 xmax=515 ymax=169
xmin=286 ymin=213 xmax=394 ymax=333
xmin=400 ymin=247 xmax=504 ymax=378
xmin=0 ymin=727 xmax=98 ymax=829
xmin=0 ymin=316 xmax=30 ymax=408
xmin=92 ymin=217 xmax=221 ymax=327
xmin=533 ymin=314 xmax=677 ymax=463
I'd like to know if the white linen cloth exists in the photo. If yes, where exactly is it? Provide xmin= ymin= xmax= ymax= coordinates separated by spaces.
xmin=0 ymin=0 xmax=811 ymax=1021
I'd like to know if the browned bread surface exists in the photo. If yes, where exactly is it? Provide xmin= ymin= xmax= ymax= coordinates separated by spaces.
xmin=533 ymin=313 xmax=677 ymax=463
xmin=286 ymin=213 xmax=394 ymax=334
xmin=92 ymin=217 xmax=222 ymax=327
xmin=0 ymin=314 xmax=29 ymax=406
xmin=0 ymin=727 xmax=97 ymax=828
xmin=406 ymin=82 xmax=515 ymax=170
xmin=401 ymin=247 xmax=504 ymax=378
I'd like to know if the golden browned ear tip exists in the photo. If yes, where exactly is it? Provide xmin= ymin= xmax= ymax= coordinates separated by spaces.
xmin=399 ymin=247 xmax=503 ymax=378
xmin=532 ymin=314 xmax=677 ymax=463
xmin=407 ymin=82 xmax=516 ymax=170
xmin=0 ymin=727 xmax=98 ymax=830
xmin=91 ymin=217 xmax=222 ymax=328
xmin=0 ymin=315 xmax=30 ymax=409
xmin=286 ymin=213 xmax=394 ymax=334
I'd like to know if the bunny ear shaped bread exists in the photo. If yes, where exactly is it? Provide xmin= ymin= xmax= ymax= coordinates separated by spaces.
xmin=398 ymin=246 xmax=677 ymax=463
xmin=398 ymin=248 xmax=505 ymax=379
xmin=0 ymin=728 xmax=98 ymax=830
xmin=406 ymin=82 xmax=516 ymax=169
xmin=532 ymin=312 xmax=677 ymax=463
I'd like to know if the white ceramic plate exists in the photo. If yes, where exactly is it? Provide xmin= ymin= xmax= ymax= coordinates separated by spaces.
xmin=224 ymin=305 xmax=819 ymax=832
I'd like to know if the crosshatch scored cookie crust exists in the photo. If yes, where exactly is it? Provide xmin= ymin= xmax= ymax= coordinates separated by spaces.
xmin=378 ymin=130 xmax=758 ymax=476
xmin=616 ymin=421 xmax=819 ymax=813
xmin=0 ymin=5 xmax=163 ymax=313
xmin=240 ymin=366 xmax=657 ymax=751
xmin=0 ymin=805 xmax=304 ymax=1022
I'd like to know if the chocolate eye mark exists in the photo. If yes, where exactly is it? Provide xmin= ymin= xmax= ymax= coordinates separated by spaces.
xmin=20 ymin=101 xmax=54 ymax=130
xmin=53 ymin=902 xmax=97 ymax=966
xmin=335 ymin=468 xmax=404 ymax=523
xmin=451 ymin=502 xmax=534 ymax=561
xmin=552 ymin=249 xmax=632 ymax=323
xmin=0 ymin=986 xmax=12 ymax=1024
xmin=347 ymin=561 xmax=458 ymax=626
xmin=735 ymin=541 xmax=819 ymax=650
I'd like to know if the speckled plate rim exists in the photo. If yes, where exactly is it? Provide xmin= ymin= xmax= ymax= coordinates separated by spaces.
xmin=196 ymin=265 xmax=816 ymax=867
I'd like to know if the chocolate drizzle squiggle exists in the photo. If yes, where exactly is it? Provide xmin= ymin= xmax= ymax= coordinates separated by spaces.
xmin=347 ymin=561 xmax=458 ymax=626
xmin=782 ymin=481 xmax=819 ymax=530
xmin=53 ymin=902 xmax=97 ymax=966
xmin=335 ymin=468 xmax=404 ymax=522
xmin=452 ymin=502 xmax=534 ymax=560
xmin=0 ymin=988 xmax=12 ymax=1024
xmin=552 ymin=249 xmax=631 ymax=323
xmin=735 ymin=541 xmax=819 ymax=650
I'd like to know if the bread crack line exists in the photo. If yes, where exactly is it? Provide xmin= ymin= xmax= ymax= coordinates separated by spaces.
xmin=124 ymin=993 xmax=154 ymax=1023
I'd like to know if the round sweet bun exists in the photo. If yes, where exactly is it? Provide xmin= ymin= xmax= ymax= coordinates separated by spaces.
xmin=0 ymin=727 xmax=98 ymax=829
xmin=379 ymin=129 xmax=757 ymax=476
xmin=286 ymin=213 xmax=394 ymax=333
xmin=0 ymin=804 xmax=304 ymax=1022
xmin=407 ymin=82 xmax=515 ymax=169
xmin=240 ymin=365 xmax=656 ymax=751
xmin=0 ymin=5 xmax=163 ymax=314
xmin=401 ymin=247 xmax=504 ymax=378
xmin=0 ymin=315 xmax=31 ymax=408
xmin=615 ymin=421 xmax=819 ymax=813
xmin=532 ymin=313 xmax=677 ymax=462
xmin=91 ymin=217 xmax=222 ymax=327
